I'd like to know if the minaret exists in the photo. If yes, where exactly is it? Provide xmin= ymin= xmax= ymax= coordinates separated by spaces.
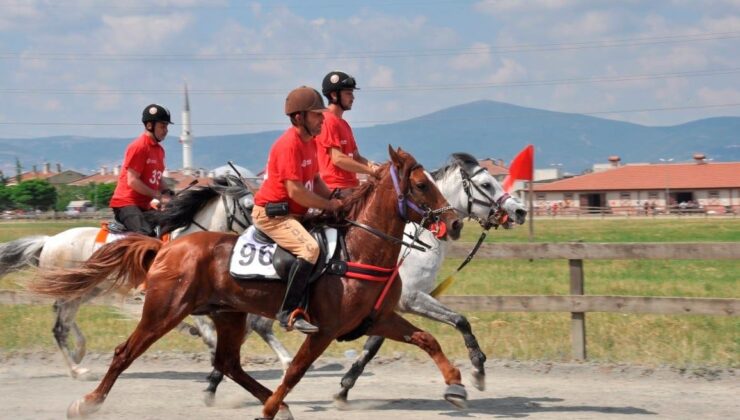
xmin=180 ymin=83 xmax=194 ymax=175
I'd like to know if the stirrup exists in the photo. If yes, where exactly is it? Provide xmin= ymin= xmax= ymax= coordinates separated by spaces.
xmin=287 ymin=309 xmax=318 ymax=334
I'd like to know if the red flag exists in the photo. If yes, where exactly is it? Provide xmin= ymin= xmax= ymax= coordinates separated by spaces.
xmin=502 ymin=144 xmax=534 ymax=192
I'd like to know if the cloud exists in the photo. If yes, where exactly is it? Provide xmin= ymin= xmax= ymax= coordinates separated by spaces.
xmin=473 ymin=0 xmax=577 ymax=14
xmin=449 ymin=42 xmax=492 ymax=71
xmin=637 ymin=46 xmax=709 ymax=73
xmin=0 ymin=1 xmax=41 ymax=31
xmin=487 ymin=58 xmax=527 ymax=83
xmin=550 ymin=10 xmax=617 ymax=38
xmin=99 ymin=13 xmax=192 ymax=53
xmin=369 ymin=65 xmax=394 ymax=87
xmin=697 ymin=86 xmax=740 ymax=104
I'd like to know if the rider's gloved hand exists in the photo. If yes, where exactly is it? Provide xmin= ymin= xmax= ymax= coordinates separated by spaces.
xmin=326 ymin=198 xmax=344 ymax=220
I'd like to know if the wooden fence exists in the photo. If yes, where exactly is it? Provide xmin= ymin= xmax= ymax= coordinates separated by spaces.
xmin=2 ymin=242 xmax=737 ymax=361
xmin=439 ymin=242 xmax=740 ymax=360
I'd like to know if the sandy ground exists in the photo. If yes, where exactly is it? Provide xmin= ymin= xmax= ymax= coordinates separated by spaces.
xmin=0 ymin=351 xmax=737 ymax=420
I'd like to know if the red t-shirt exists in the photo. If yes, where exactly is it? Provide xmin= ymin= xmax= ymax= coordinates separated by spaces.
xmin=254 ymin=127 xmax=319 ymax=215
xmin=109 ymin=133 xmax=166 ymax=210
xmin=315 ymin=111 xmax=360 ymax=189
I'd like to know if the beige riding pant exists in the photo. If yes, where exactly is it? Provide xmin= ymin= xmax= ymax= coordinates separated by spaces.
xmin=251 ymin=205 xmax=320 ymax=264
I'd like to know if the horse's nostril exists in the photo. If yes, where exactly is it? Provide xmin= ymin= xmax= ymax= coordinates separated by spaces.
xmin=452 ymin=219 xmax=463 ymax=232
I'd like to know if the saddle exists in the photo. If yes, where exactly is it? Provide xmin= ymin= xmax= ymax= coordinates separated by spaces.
xmin=94 ymin=221 xmax=171 ymax=251
xmin=229 ymin=225 xmax=338 ymax=283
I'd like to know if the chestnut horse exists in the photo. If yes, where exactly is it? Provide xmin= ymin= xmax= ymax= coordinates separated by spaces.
xmin=32 ymin=147 xmax=464 ymax=419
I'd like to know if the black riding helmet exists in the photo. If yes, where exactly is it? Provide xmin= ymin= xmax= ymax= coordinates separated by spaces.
xmin=321 ymin=71 xmax=359 ymax=105
xmin=142 ymin=104 xmax=174 ymax=125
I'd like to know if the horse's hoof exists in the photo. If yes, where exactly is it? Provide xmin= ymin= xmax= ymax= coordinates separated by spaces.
xmin=275 ymin=405 xmax=294 ymax=420
xmin=471 ymin=369 xmax=486 ymax=391
xmin=203 ymin=390 xmax=216 ymax=407
xmin=70 ymin=367 xmax=96 ymax=381
xmin=444 ymin=383 xmax=468 ymax=409
xmin=333 ymin=390 xmax=350 ymax=408
xmin=67 ymin=397 xmax=100 ymax=418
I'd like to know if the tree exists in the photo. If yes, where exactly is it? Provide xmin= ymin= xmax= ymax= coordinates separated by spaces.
xmin=88 ymin=182 xmax=116 ymax=208
xmin=0 ymin=184 xmax=12 ymax=211
xmin=15 ymin=157 xmax=23 ymax=184
xmin=54 ymin=184 xmax=88 ymax=212
xmin=11 ymin=179 xmax=57 ymax=211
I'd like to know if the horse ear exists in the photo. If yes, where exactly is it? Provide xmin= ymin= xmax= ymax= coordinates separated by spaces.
xmin=388 ymin=145 xmax=401 ymax=167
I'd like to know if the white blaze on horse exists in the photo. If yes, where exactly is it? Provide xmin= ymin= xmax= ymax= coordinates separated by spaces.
xmin=0 ymin=175 xmax=254 ymax=379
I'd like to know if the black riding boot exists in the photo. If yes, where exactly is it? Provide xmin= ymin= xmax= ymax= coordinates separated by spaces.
xmin=276 ymin=258 xmax=318 ymax=334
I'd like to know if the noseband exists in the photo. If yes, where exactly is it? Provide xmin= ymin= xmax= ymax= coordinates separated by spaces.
xmin=459 ymin=166 xmax=511 ymax=229
xmin=390 ymin=163 xmax=454 ymax=225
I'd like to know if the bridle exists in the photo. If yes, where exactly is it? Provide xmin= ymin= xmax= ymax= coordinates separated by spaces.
xmin=458 ymin=166 xmax=512 ymax=230
xmin=221 ymin=192 xmax=252 ymax=233
xmin=189 ymin=187 xmax=252 ymax=234
xmin=345 ymin=163 xmax=453 ymax=251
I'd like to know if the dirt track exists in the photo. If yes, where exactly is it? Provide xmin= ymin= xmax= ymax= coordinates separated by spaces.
xmin=1 ymin=351 xmax=737 ymax=420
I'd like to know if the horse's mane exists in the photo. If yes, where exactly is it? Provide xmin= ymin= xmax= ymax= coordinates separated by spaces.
xmin=149 ymin=175 xmax=250 ymax=235
xmin=430 ymin=152 xmax=480 ymax=181
xmin=340 ymin=164 xmax=387 ymax=221
xmin=340 ymin=150 xmax=420 ymax=221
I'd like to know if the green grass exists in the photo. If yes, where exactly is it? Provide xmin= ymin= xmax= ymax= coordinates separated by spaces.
xmin=1 ymin=218 xmax=738 ymax=367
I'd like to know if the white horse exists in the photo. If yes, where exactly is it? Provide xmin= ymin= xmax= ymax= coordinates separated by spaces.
xmin=335 ymin=152 xmax=526 ymax=402
xmin=0 ymin=175 xmax=261 ymax=378
xmin=198 ymin=152 xmax=528 ymax=404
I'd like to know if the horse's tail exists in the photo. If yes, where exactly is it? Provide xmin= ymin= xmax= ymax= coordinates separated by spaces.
xmin=29 ymin=235 xmax=163 ymax=300
xmin=0 ymin=235 xmax=49 ymax=277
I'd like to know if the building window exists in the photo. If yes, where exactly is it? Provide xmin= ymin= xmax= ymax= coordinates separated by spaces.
xmin=564 ymin=193 xmax=573 ymax=200
xmin=536 ymin=193 xmax=546 ymax=200
xmin=708 ymin=191 xmax=720 ymax=199
xmin=620 ymin=192 xmax=631 ymax=200
xmin=648 ymin=191 xmax=659 ymax=199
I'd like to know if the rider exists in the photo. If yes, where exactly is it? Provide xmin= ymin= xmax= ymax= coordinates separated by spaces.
xmin=109 ymin=104 xmax=174 ymax=236
xmin=315 ymin=71 xmax=379 ymax=197
xmin=251 ymin=86 xmax=342 ymax=334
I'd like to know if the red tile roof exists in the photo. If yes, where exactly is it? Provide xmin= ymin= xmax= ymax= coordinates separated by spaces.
xmin=478 ymin=159 xmax=509 ymax=176
xmin=69 ymin=173 xmax=119 ymax=186
xmin=533 ymin=162 xmax=740 ymax=192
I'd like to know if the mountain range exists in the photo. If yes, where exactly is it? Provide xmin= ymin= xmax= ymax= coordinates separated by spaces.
xmin=1 ymin=100 xmax=738 ymax=176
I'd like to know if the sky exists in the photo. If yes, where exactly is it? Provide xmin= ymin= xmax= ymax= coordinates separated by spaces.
xmin=0 ymin=0 xmax=739 ymax=140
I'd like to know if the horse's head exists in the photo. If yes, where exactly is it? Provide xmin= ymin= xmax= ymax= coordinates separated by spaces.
xmin=154 ymin=175 xmax=253 ymax=236
xmin=437 ymin=152 xmax=527 ymax=229
xmin=387 ymin=146 xmax=463 ymax=240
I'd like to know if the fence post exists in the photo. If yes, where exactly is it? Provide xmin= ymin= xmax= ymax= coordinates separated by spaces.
xmin=569 ymin=258 xmax=587 ymax=360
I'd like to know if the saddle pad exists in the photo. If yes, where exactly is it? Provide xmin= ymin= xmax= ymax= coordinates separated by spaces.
xmin=229 ymin=226 xmax=280 ymax=279
xmin=93 ymin=223 xmax=128 ymax=252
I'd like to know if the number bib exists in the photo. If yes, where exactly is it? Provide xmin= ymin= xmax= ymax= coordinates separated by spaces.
xmin=229 ymin=226 xmax=281 ymax=279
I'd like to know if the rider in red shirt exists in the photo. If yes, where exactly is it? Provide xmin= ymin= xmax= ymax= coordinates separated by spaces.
xmin=252 ymin=86 xmax=342 ymax=334
xmin=315 ymin=71 xmax=379 ymax=196
xmin=109 ymin=104 xmax=174 ymax=236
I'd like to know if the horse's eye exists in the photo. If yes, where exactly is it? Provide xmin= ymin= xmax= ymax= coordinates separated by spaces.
xmin=481 ymin=182 xmax=492 ymax=189
xmin=415 ymin=182 xmax=428 ymax=191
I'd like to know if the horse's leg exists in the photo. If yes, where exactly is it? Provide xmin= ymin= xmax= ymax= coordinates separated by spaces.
xmin=368 ymin=312 xmax=468 ymax=409
xmin=249 ymin=313 xmax=293 ymax=370
xmin=403 ymin=290 xmax=486 ymax=390
xmin=333 ymin=335 xmax=385 ymax=404
xmin=52 ymin=298 xmax=92 ymax=379
xmin=66 ymin=298 xmax=194 ymax=417
xmin=262 ymin=332 xmax=334 ymax=419
xmin=188 ymin=314 xmax=230 ymax=407
xmin=208 ymin=312 xmax=285 ymax=418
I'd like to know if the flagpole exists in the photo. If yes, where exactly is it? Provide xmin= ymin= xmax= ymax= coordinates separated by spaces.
xmin=528 ymin=179 xmax=534 ymax=240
